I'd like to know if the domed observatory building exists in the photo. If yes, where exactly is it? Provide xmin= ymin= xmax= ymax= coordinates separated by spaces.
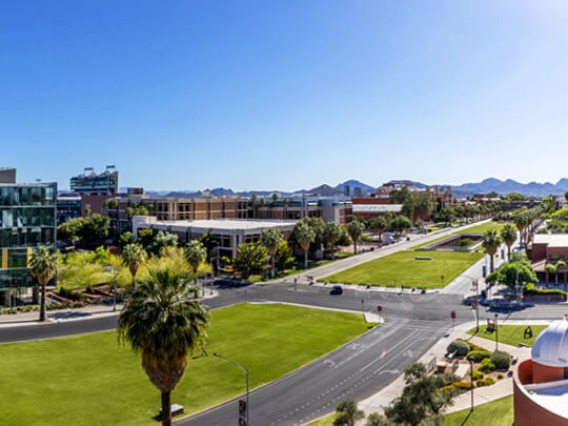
xmin=514 ymin=320 xmax=568 ymax=425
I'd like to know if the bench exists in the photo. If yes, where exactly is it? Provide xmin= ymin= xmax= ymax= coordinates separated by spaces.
xmin=160 ymin=404 xmax=184 ymax=419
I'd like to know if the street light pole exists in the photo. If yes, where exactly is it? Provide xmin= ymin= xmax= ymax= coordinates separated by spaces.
xmin=494 ymin=314 xmax=499 ymax=351
xmin=468 ymin=357 xmax=474 ymax=412
xmin=214 ymin=353 xmax=249 ymax=426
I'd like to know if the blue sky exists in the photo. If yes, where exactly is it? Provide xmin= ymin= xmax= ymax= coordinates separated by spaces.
xmin=2 ymin=1 xmax=568 ymax=191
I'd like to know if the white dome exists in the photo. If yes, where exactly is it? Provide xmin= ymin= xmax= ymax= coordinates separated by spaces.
xmin=532 ymin=320 xmax=568 ymax=368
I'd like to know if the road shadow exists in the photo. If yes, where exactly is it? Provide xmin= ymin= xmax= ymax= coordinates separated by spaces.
xmin=49 ymin=311 xmax=93 ymax=320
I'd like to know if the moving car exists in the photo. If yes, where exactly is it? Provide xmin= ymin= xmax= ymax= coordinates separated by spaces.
xmin=330 ymin=285 xmax=343 ymax=295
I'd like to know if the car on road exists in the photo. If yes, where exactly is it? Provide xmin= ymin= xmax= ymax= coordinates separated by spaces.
xmin=330 ymin=285 xmax=343 ymax=295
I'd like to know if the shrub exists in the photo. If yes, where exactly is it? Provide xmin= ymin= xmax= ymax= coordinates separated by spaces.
xmin=447 ymin=340 xmax=470 ymax=357
xmin=471 ymin=370 xmax=484 ymax=380
xmin=476 ymin=378 xmax=495 ymax=387
xmin=467 ymin=350 xmax=492 ymax=362
xmin=459 ymin=338 xmax=485 ymax=352
xmin=450 ymin=381 xmax=474 ymax=390
xmin=491 ymin=351 xmax=511 ymax=370
xmin=479 ymin=358 xmax=496 ymax=372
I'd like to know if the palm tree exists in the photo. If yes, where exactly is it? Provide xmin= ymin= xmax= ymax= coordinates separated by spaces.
xmin=323 ymin=222 xmax=342 ymax=259
xmin=257 ymin=198 xmax=266 ymax=219
xmin=261 ymin=228 xmax=283 ymax=277
xmin=29 ymin=246 xmax=59 ymax=322
xmin=184 ymin=240 xmax=207 ymax=286
xmin=347 ymin=220 xmax=365 ymax=254
xmin=282 ymin=197 xmax=289 ymax=220
xmin=513 ymin=212 xmax=529 ymax=248
xmin=294 ymin=221 xmax=315 ymax=269
xmin=270 ymin=193 xmax=279 ymax=219
xmin=482 ymin=229 xmax=502 ymax=273
xmin=500 ymin=223 xmax=517 ymax=260
xmin=122 ymin=243 xmax=147 ymax=290
xmin=371 ymin=216 xmax=388 ymax=243
xmin=118 ymin=266 xmax=209 ymax=426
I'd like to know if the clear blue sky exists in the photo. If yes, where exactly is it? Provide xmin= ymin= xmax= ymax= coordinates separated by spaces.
xmin=2 ymin=1 xmax=568 ymax=191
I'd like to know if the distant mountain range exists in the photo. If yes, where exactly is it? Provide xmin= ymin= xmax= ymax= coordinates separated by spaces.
xmin=447 ymin=178 xmax=568 ymax=198
xmin=144 ymin=178 xmax=568 ymax=199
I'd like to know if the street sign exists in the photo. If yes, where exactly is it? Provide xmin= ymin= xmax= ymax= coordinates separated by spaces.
xmin=450 ymin=310 xmax=456 ymax=320
xmin=377 ymin=305 xmax=383 ymax=312
xmin=471 ymin=296 xmax=478 ymax=309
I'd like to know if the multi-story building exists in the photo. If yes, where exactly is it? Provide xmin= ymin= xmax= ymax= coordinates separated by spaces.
xmin=67 ymin=166 xmax=118 ymax=217
xmin=70 ymin=166 xmax=118 ymax=194
xmin=0 ymin=169 xmax=57 ymax=306
xmin=132 ymin=216 xmax=296 ymax=259
xmin=106 ymin=193 xmax=353 ymax=238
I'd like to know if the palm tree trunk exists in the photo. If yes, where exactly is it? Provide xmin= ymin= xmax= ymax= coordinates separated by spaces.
xmin=507 ymin=246 xmax=511 ymax=261
xmin=39 ymin=283 xmax=46 ymax=322
xmin=304 ymin=250 xmax=308 ymax=269
xmin=161 ymin=391 xmax=171 ymax=426
xmin=490 ymin=255 xmax=495 ymax=273
xmin=131 ymin=276 xmax=136 ymax=291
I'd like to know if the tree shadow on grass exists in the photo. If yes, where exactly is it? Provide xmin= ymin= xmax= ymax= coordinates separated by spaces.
xmin=458 ymin=410 xmax=473 ymax=426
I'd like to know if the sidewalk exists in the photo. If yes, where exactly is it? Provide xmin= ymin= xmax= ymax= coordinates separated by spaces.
xmin=0 ymin=289 xmax=219 ymax=328
xmin=358 ymin=319 xmax=550 ymax=418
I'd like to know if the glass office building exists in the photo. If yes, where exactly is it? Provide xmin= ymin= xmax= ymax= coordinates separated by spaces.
xmin=0 ymin=182 xmax=57 ymax=304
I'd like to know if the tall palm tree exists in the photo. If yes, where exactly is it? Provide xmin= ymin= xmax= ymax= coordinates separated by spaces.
xmin=118 ymin=266 xmax=209 ymax=426
xmin=513 ymin=212 xmax=529 ymax=248
xmin=184 ymin=240 xmax=207 ymax=286
xmin=122 ymin=243 xmax=147 ymax=290
xmin=261 ymin=228 xmax=283 ymax=277
xmin=482 ymin=229 xmax=502 ymax=273
xmin=282 ymin=197 xmax=289 ymax=220
xmin=371 ymin=216 xmax=388 ymax=243
xmin=323 ymin=222 xmax=342 ymax=259
xmin=270 ymin=193 xmax=279 ymax=219
xmin=294 ymin=221 xmax=315 ymax=269
xmin=347 ymin=220 xmax=365 ymax=254
xmin=29 ymin=246 xmax=59 ymax=322
xmin=500 ymin=223 xmax=517 ymax=260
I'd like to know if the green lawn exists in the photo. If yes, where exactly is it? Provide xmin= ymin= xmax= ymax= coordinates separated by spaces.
xmin=306 ymin=413 xmax=336 ymax=425
xmin=0 ymin=304 xmax=370 ymax=426
xmin=323 ymin=250 xmax=484 ymax=288
xmin=412 ymin=221 xmax=507 ymax=250
xmin=467 ymin=324 xmax=548 ymax=348
xmin=444 ymin=395 xmax=513 ymax=425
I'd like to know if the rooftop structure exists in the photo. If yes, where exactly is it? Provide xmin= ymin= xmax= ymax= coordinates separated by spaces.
xmin=69 ymin=166 xmax=118 ymax=195
xmin=514 ymin=320 xmax=568 ymax=425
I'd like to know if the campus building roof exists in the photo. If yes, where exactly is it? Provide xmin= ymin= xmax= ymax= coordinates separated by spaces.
xmin=533 ymin=320 xmax=568 ymax=368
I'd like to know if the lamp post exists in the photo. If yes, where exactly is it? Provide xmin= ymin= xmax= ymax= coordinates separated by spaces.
xmin=214 ymin=353 xmax=249 ymax=426
xmin=494 ymin=313 xmax=499 ymax=351
xmin=468 ymin=357 xmax=475 ymax=412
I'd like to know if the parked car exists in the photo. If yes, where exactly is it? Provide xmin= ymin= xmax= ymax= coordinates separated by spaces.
xmin=330 ymin=285 xmax=343 ymax=295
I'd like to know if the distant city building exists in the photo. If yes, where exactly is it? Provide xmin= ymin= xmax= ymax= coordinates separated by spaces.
xmin=70 ymin=166 xmax=118 ymax=195
xmin=0 ymin=170 xmax=57 ymax=306
xmin=56 ymin=194 xmax=82 ymax=224
xmin=0 ymin=168 xmax=16 ymax=184
xmin=351 ymin=197 xmax=403 ymax=221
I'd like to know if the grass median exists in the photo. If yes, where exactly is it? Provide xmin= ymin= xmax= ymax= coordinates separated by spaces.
xmin=467 ymin=324 xmax=548 ymax=348
xmin=323 ymin=250 xmax=484 ymax=288
xmin=444 ymin=395 xmax=513 ymax=425
xmin=0 ymin=303 xmax=371 ymax=426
